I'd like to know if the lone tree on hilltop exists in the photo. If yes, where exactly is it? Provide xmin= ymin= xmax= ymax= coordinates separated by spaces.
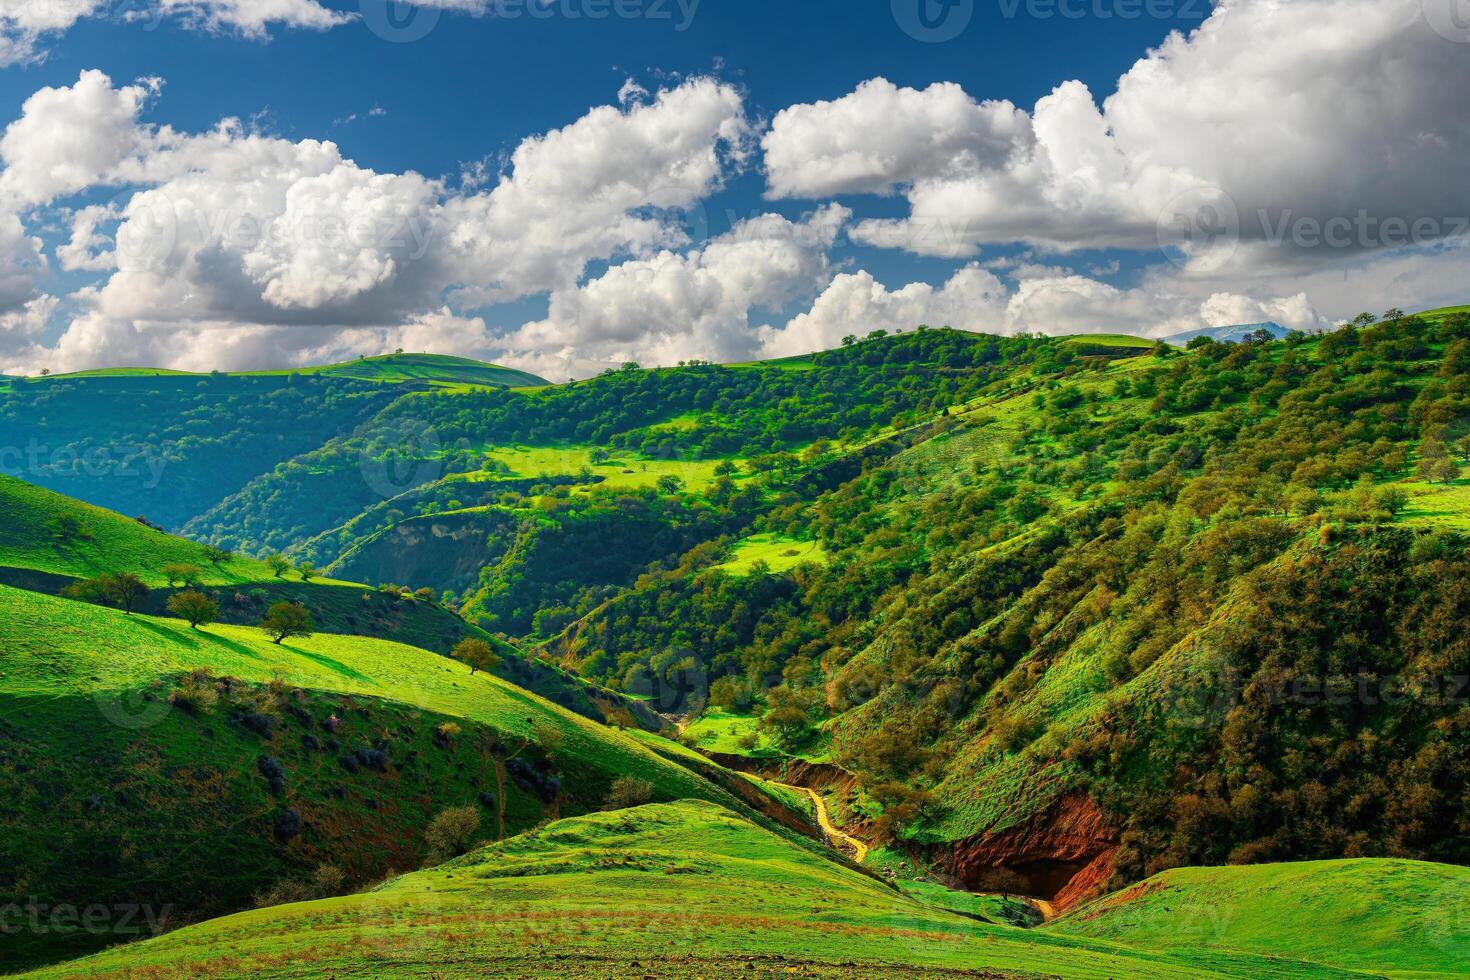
xmin=202 ymin=545 xmax=233 ymax=569
xmin=168 ymin=590 xmax=219 ymax=630
xmin=261 ymin=602 xmax=313 ymax=645
xmin=296 ymin=562 xmax=317 ymax=582
xmin=454 ymin=637 xmax=501 ymax=675
xmin=266 ymin=555 xmax=291 ymax=578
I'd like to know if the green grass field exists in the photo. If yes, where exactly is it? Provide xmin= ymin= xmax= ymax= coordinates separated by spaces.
xmin=1051 ymin=859 xmax=1470 ymax=978
xmin=21 ymin=800 xmax=1373 ymax=980
xmin=0 ymin=475 xmax=277 ymax=586
xmin=475 ymin=444 xmax=731 ymax=494
xmin=0 ymin=584 xmax=818 ymax=969
xmin=717 ymin=533 xmax=830 ymax=575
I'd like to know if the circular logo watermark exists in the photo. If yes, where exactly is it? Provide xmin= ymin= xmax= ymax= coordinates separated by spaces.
xmin=94 ymin=686 xmax=172 ymax=731
xmin=359 ymin=0 xmax=442 ymax=43
xmin=1424 ymin=0 xmax=1470 ymax=43
xmin=358 ymin=417 xmax=444 ymax=500
xmin=1156 ymin=186 xmax=1240 ymax=273
xmin=893 ymin=0 xmax=975 ymax=42
xmin=112 ymin=190 xmax=179 ymax=272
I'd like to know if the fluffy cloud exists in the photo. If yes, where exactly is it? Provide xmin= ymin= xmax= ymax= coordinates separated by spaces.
xmin=759 ymin=264 xmax=1010 ymax=357
xmin=154 ymin=0 xmax=350 ymax=36
xmin=0 ymin=0 xmax=348 ymax=64
xmin=0 ymin=70 xmax=159 ymax=208
xmin=502 ymin=205 xmax=848 ymax=378
xmin=762 ymin=78 xmax=1028 ymax=200
xmin=443 ymin=76 xmax=751 ymax=304
xmin=0 ymin=0 xmax=103 ymax=65
xmin=0 ymin=71 xmax=753 ymax=373
xmin=766 ymin=0 xmax=1470 ymax=268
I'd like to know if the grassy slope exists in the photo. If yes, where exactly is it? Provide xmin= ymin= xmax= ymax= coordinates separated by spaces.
xmin=0 ymin=585 xmax=736 ymax=803
xmin=717 ymin=532 xmax=830 ymax=575
xmin=0 ymin=584 xmax=816 ymax=968
xmin=1051 ymin=859 xmax=1470 ymax=978
xmin=0 ymin=474 xmax=277 ymax=586
xmin=20 ymin=801 xmax=1360 ymax=980
xmin=32 ymin=353 xmax=548 ymax=389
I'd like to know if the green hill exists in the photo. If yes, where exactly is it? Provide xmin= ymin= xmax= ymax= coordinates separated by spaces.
xmin=0 ymin=474 xmax=275 ymax=586
xmin=11 ymin=310 xmax=1470 ymax=977
xmin=32 ymin=353 xmax=548 ymax=389
xmin=1051 ymin=859 xmax=1470 ymax=977
xmin=0 ymin=584 xmax=802 ymax=970
xmin=18 ymin=800 xmax=1411 ymax=979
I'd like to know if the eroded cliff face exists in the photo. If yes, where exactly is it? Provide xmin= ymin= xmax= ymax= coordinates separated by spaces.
xmin=331 ymin=514 xmax=504 ymax=593
xmin=934 ymin=793 xmax=1119 ymax=913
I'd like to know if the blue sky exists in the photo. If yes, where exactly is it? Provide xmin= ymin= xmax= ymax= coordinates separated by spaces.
xmin=1 ymin=0 xmax=1205 ymax=299
xmin=0 ymin=0 xmax=1463 ymax=376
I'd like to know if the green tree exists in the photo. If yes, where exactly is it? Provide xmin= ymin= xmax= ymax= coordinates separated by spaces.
xmin=602 ymin=776 xmax=654 ymax=811
xmin=423 ymin=806 xmax=481 ymax=865
xmin=104 ymin=572 xmax=149 ymax=615
xmin=454 ymin=637 xmax=502 ymax=675
xmin=167 ymin=590 xmax=219 ymax=629
xmin=162 ymin=562 xmax=204 ymax=587
xmin=266 ymin=555 xmax=291 ymax=578
xmin=202 ymin=545 xmax=232 ymax=569
xmin=261 ymin=602 xmax=313 ymax=644
xmin=656 ymin=474 xmax=686 ymax=495
xmin=296 ymin=561 xmax=317 ymax=582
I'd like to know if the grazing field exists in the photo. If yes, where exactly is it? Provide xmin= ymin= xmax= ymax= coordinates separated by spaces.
xmin=1050 ymin=859 xmax=1470 ymax=978
xmin=18 ymin=801 xmax=1359 ymax=980
xmin=717 ymin=532 xmax=830 ymax=575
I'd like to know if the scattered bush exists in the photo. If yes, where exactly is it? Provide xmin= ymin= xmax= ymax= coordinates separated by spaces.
xmin=424 ymin=805 xmax=481 ymax=865
xmin=602 ymin=776 xmax=654 ymax=810
xmin=169 ymin=667 xmax=220 ymax=715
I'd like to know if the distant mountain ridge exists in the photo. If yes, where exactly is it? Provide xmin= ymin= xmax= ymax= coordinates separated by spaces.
xmin=1160 ymin=322 xmax=1289 ymax=346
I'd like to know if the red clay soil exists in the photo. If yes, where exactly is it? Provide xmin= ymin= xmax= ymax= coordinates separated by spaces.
xmin=935 ymin=793 xmax=1119 ymax=914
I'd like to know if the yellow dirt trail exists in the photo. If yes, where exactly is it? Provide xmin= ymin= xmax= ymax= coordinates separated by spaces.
xmin=774 ymin=782 xmax=869 ymax=863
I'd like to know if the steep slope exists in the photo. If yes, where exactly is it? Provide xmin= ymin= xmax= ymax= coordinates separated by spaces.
xmin=0 ymin=586 xmax=793 ymax=970
xmin=0 ymin=355 xmax=544 ymax=533
xmin=0 ymin=473 xmax=277 ymax=585
xmin=17 ymin=801 xmax=1390 ymax=980
xmin=546 ymin=311 xmax=1470 ymax=913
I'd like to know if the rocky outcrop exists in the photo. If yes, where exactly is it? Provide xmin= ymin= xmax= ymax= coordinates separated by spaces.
xmin=934 ymin=793 xmax=1118 ymax=914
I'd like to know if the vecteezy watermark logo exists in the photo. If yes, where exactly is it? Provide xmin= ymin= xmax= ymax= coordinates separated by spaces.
xmin=0 ymin=440 xmax=169 ymax=489
xmin=1258 ymin=211 xmax=1470 ymax=252
xmin=893 ymin=0 xmax=975 ymax=42
xmin=1425 ymin=878 xmax=1470 ymax=957
xmin=113 ymin=190 xmax=179 ymax=272
xmin=361 ymin=0 xmax=701 ymax=42
xmin=995 ymin=0 xmax=1210 ymax=20
xmin=359 ymin=0 xmax=442 ymax=43
xmin=0 ymin=900 xmax=172 ymax=937
xmin=358 ymin=417 xmax=444 ymax=500
xmin=1424 ymin=0 xmax=1470 ymax=43
xmin=95 ymin=686 xmax=173 ymax=731
xmin=1156 ymin=186 xmax=1240 ymax=273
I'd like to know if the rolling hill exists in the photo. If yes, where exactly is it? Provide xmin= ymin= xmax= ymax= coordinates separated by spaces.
xmin=8 ymin=309 xmax=1470 ymax=976
xmin=0 ymin=580 xmax=810 ymax=970
xmin=20 ymin=802 xmax=1462 ymax=978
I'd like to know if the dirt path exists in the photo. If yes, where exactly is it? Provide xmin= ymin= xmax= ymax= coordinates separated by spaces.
xmin=774 ymin=781 xmax=869 ymax=863
xmin=1030 ymin=898 xmax=1057 ymax=922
